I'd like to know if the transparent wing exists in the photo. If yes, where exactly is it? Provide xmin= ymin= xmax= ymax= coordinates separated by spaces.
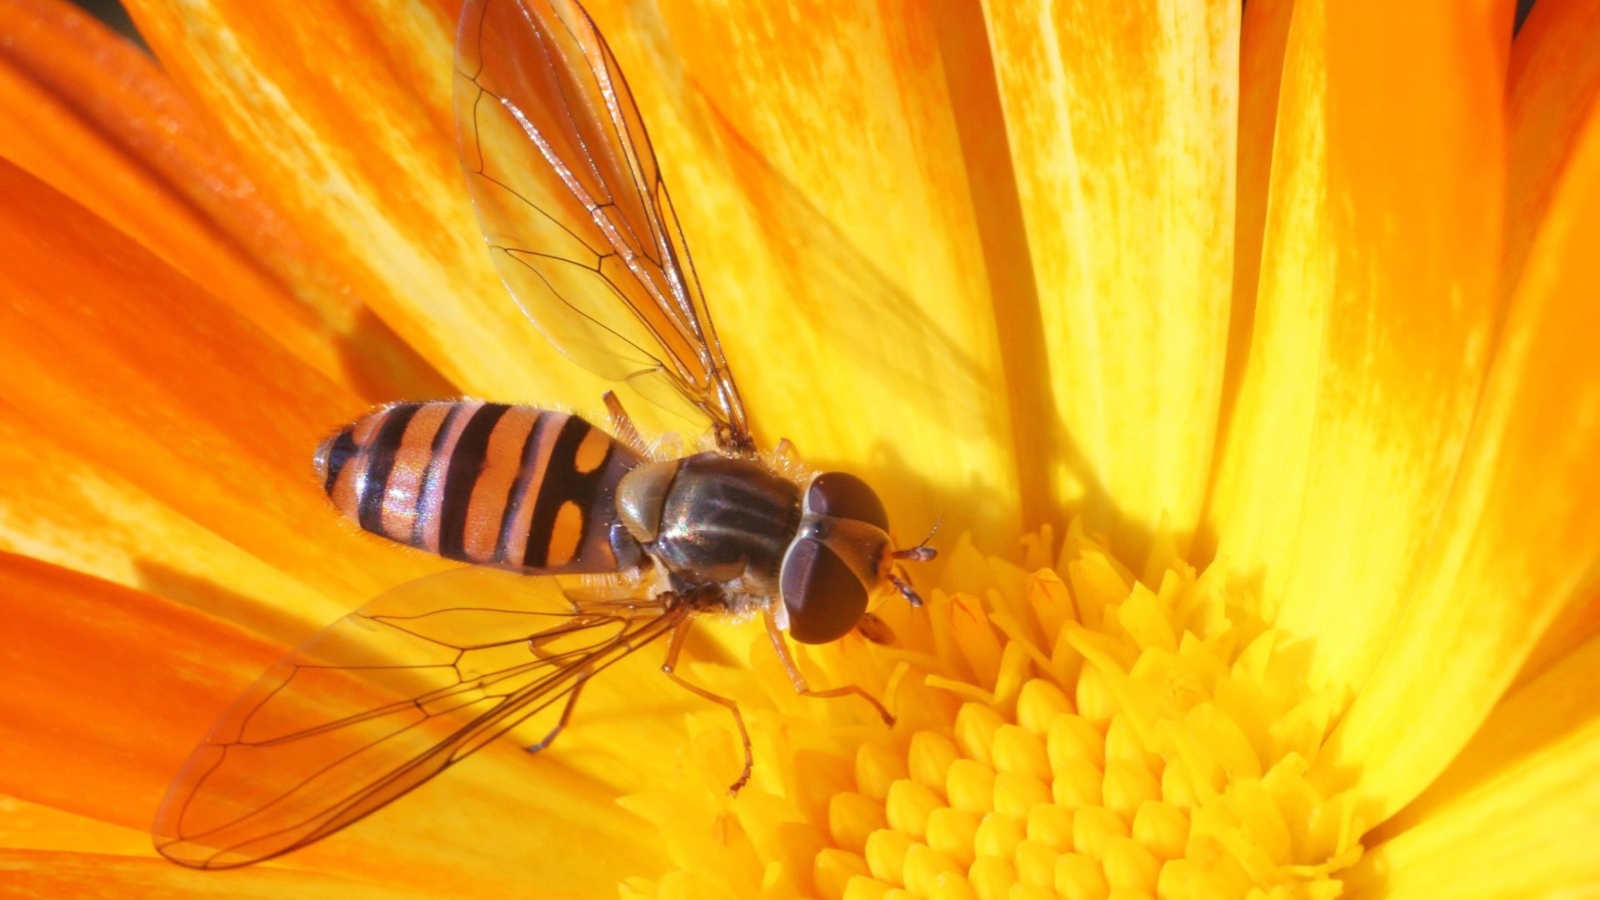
xmin=455 ymin=0 xmax=752 ymax=452
xmin=153 ymin=566 xmax=679 ymax=869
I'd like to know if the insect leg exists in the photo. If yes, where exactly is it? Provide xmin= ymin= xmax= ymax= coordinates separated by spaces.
xmin=525 ymin=669 xmax=591 ymax=755
xmin=661 ymin=615 xmax=753 ymax=795
xmin=763 ymin=608 xmax=895 ymax=726
xmin=602 ymin=391 xmax=652 ymax=457
xmin=887 ymin=567 xmax=925 ymax=607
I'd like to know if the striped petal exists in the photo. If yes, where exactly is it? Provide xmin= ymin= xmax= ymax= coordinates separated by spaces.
xmin=0 ymin=0 xmax=446 ymax=403
xmin=1204 ymin=1 xmax=1503 ymax=703
xmin=1312 ymin=74 xmax=1600 ymax=820
xmin=984 ymin=0 xmax=1239 ymax=558
xmin=0 ymin=416 xmax=334 ymax=648
xmin=0 ymin=159 xmax=446 ymax=625
xmin=1342 ymin=632 xmax=1600 ymax=899
xmin=123 ymin=0 xmax=607 ymax=405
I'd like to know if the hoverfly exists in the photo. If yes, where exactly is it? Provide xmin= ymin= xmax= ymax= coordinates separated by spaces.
xmin=153 ymin=0 xmax=936 ymax=870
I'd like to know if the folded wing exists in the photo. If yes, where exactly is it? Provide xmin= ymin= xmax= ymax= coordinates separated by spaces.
xmin=455 ymin=0 xmax=751 ymax=451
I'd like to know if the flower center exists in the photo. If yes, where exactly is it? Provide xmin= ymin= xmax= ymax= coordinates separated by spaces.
xmin=620 ymin=524 xmax=1365 ymax=900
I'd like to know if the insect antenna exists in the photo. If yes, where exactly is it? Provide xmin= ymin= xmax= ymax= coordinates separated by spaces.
xmin=892 ymin=516 xmax=942 ymax=563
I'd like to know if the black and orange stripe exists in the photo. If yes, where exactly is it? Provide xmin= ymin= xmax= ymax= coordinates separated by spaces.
xmin=316 ymin=401 xmax=643 ymax=573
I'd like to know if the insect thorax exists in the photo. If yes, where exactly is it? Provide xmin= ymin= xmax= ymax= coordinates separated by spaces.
xmin=617 ymin=452 xmax=801 ymax=599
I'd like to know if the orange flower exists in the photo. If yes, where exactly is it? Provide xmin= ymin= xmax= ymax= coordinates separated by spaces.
xmin=2 ymin=0 xmax=1598 ymax=897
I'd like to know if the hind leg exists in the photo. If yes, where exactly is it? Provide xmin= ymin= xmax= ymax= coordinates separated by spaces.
xmin=525 ymin=670 xmax=590 ymax=754
xmin=661 ymin=615 xmax=754 ymax=795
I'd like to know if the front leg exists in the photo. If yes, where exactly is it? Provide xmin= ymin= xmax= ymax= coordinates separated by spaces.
xmin=763 ymin=607 xmax=894 ymax=726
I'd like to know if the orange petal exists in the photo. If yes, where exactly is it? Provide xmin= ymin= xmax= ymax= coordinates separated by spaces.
xmin=0 ymin=849 xmax=449 ymax=900
xmin=122 ymin=0 xmax=605 ymax=404
xmin=0 ymin=801 xmax=418 ymax=895
xmin=0 ymin=160 xmax=446 ymax=620
xmin=1344 ymin=633 xmax=1600 ymax=898
xmin=0 ymin=554 xmax=665 ymax=894
xmin=0 ymin=552 xmax=281 ymax=832
xmin=1502 ymin=0 xmax=1600 ymax=302
xmin=1512 ymin=583 xmax=1600 ymax=690
xmin=0 ymin=0 xmax=447 ymax=403
xmin=578 ymin=0 xmax=1024 ymax=541
xmin=0 ymin=795 xmax=152 ymax=858
xmin=984 ymin=0 xmax=1240 ymax=558
xmin=1204 ymin=1 xmax=1503 ymax=697
xmin=0 ymin=416 xmax=339 ymax=648
xmin=1313 ymin=86 xmax=1600 ymax=820
xmin=1489 ymin=0 xmax=1520 ymax=75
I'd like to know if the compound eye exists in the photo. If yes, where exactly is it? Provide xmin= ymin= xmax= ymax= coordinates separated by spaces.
xmin=781 ymin=537 xmax=869 ymax=644
xmin=807 ymin=472 xmax=889 ymax=530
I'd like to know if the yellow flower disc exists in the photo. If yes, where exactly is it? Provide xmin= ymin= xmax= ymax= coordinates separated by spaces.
xmin=615 ymin=523 xmax=1365 ymax=900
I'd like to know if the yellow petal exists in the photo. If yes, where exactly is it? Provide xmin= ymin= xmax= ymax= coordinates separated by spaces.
xmin=984 ymin=0 xmax=1239 ymax=557
xmin=1313 ymin=84 xmax=1600 ymax=820
xmin=581 ymin=0 xmax=1022 ymax=540
xmin=123 ymin=0 xmax=605 ymax=404
xmin=1342 ymin=632 xmax=1600 ymax=899
xmin=1205 ymin=1 xmax=1503 ymax=698
xmin=1221 ymin=0 xmax=1291 ymax=452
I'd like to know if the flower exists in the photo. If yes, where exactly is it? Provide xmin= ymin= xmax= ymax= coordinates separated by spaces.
xmin=1 ymin=0 xmax=1598 ymax=897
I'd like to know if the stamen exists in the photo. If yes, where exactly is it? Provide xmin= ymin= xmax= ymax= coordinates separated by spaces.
xmin=620 ymin=524 xmax=1365 ymax=899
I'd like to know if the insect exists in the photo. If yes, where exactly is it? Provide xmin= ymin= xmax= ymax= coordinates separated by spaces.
xmin=152 ymin=0 xmax=936 ymax=871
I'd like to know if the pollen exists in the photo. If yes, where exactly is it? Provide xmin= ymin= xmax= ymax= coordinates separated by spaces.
xmin=617 ymin=523 xmax=1365 ymax=900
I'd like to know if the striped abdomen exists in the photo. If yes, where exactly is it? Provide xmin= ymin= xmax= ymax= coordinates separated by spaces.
xmin=314 ymin=401 xmax=643 ymax=573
